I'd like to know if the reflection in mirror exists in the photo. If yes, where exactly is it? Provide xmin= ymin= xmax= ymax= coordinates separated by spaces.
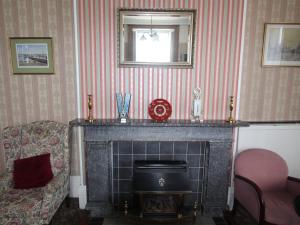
xmin=119 ymin=9 xmax=196 ymax=67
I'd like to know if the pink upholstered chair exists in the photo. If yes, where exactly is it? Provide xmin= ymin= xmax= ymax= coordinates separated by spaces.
xmin=234 ymin=148 xmax=300 ymax=225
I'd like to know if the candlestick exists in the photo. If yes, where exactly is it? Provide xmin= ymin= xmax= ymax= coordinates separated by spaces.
xmin=87 ymin=94 xmax=94 ymax=123
xmin=227 ymin=96 xmax=236 ymax=124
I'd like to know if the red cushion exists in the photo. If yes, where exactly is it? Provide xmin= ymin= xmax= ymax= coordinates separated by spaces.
xmin=13 ymin=153 xmax=53 ymax=189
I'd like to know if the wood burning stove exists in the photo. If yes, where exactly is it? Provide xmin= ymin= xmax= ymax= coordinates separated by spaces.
xmin=128 ymin=160 xmax=198 ymax=223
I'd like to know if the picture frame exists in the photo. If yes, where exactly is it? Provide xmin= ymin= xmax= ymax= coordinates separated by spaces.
xmin=10 ymin=37 xmax=54 ymax=74
xmin=262 ymin=23 xmax=300 ymax=67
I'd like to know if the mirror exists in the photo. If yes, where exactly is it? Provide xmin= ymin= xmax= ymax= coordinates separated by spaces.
xmin=118 ymin=9 xmax=196 ymax=68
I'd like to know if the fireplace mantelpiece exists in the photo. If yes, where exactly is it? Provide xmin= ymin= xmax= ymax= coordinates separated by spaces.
xmin=70 ymin=119 xmax=248 ymax=217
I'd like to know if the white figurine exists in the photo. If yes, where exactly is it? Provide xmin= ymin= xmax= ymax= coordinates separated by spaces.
xmin=191 ymin=87 xmax=203 ymax=122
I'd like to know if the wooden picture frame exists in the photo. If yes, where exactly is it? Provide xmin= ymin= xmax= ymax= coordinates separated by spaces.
xmin=262 ymin=23 xmax=300 ymax=67
xmin=10 ymin=37 xmax=54 ymax=74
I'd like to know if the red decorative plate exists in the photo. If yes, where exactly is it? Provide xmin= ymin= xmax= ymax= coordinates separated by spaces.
xmin=148 ymin=99 xmax=172 ymax=122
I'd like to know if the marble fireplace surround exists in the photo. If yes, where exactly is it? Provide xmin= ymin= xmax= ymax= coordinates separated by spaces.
xmin=70 ymin=119 xmax=247 ymax=217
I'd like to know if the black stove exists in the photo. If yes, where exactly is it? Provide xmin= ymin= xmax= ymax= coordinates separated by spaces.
xmin=133 ymin=160 xmax=191 ymax=193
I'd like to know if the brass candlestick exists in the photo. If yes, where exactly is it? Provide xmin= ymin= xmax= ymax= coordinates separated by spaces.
xmin=227 ymin=96 xmax=236 ymax=124
xmin=87 ymin=94 xmax=94 ymax=123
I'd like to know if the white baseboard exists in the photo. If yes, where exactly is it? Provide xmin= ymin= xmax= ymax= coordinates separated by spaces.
xmin=227 ymin=186 xmax=234 ymax=210
xmin=70 ymin=176 xmax=87 ymax=209
xmin=78 ymin=185 xmax=87 ymax=209
xmin=70 ymin=176 xmax=81 ymax=197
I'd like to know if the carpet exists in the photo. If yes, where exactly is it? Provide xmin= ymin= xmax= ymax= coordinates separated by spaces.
xmin=51 ymin=199 xmax=103 ymax=225
xmin=224 ymin=204 xmax=258 ymax=225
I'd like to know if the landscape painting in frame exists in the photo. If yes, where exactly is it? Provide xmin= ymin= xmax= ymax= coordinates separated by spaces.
xmin=262 ymin=24 xmax=300 ymax=66
xmin=10 ymin=37 xmax=54 ymax=74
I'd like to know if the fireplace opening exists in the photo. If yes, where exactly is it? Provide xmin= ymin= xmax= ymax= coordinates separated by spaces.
xmin=142 ymin=194 xmax=178 ymax=214
xmin=121 ymin=159 xmax=199 ymax=223
xmin=111 ymin=141 xmax=209 ymax=218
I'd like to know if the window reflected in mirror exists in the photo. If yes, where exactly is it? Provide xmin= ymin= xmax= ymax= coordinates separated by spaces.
xmin=119 ymin=9 xmax=196 ymax=67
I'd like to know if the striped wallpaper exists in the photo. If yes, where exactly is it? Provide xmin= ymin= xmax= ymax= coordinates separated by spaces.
xmin=0 ymin=0 xmax=76 ymax=130
xmin=239 ymin=0 xmax=300 ymax=121
xmin=76 ymin=0 xmax=245 ymax=120
xmin=0 ymin=0 xmax=77 ymax=174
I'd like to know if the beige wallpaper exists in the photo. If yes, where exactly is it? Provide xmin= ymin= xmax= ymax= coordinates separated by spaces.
xmin=239 ymin=0 xmax=300 ymax=121
xmin=0 ymin=0 xmax=78 ymax=174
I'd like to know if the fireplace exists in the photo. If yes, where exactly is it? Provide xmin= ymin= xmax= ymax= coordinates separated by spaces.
xmin=131 ymin=160 xmax=193 ymax=221
xmin=70 ymin=119 xmax=247 ymax=217
xmin=112 ymin=141 xmax=208 ymax=211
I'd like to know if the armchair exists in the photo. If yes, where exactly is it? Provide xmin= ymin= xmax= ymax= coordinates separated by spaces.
xmin=0 ymin=120 xmax=70 ymax=225
xmin=234 ymin=148 xmax=300 ymax=225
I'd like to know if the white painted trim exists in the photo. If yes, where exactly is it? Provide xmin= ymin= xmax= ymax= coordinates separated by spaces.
xmin=227 ymin=1 xmax=248 ymax=209
xmin=73 ymin=0 xmax=82 ymax=119
xmin=78 ymin=185 xmax=87 ymax=209
xmin=227 ymin=0 xmax=248 ymax=210
xmin=70 ymin=175 xmax=81 ymax=197
xmin=235 ymin=0 xmax=247 ymax=120
xmin=73 ymin=0 xmax=86 ymax=208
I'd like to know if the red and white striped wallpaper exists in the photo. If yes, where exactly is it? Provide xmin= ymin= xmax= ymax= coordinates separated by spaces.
xmin=76 ymin=0 xmax=245 ymax=120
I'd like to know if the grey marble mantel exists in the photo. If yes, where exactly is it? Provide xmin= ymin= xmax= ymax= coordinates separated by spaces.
xmin=70 ymin=119 xmax=248 ymax=217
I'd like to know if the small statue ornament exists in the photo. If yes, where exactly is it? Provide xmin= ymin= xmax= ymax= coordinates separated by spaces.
xmin=191 ymin=87 xmax=203 ymax=122
xmin=116 ymin=93 xmax=131 ymax=123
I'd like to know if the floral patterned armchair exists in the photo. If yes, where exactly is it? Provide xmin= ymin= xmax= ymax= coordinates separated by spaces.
xmin=0 ymin=120 xmax=70 ymax=225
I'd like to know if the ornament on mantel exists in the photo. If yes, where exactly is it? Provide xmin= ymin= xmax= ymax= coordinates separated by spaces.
xmin=226 ymin=96 xmax=236 ymax=124
xmin=86 ymin=94 xmax=94 ymax=123
xmin=191 ymin=87 xmax=203 ymax=122
xmin=116 ymin=93 xmax=131 ymax=123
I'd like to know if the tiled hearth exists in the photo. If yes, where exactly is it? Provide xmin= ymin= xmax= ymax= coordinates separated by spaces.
xmin=70 ymin=119 xmax=247 ymax=218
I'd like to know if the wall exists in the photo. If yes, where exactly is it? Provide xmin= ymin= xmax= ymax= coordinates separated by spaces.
xmin=239 ymin=0 xmax=300 ymax=121
xmin=77 ymin=0 xmax=245 ymax=120
xmin=0 ymin=0 xmax=77 ymax=174
xmin=237 ymin=124 xmax=300 ymax=178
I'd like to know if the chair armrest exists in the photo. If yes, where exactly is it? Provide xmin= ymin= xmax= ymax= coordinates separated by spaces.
xmin=43 ymin=170 xmax=69 ymax=194
xmin=0 ymin=172 xmax=13 ymax=191
xmin=40 ymin=170 xmax=69 ymax=223
xmin=287 ymin=176 xmax=300 ymax=195
xmin=234 ymin=175 xmax=265 ymax=224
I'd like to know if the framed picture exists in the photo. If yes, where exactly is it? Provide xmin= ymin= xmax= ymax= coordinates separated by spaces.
xmin=262 ymin=24 xmax=300 ymax=66
xmin=10 ymin=37 xmax=54 ymax=74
